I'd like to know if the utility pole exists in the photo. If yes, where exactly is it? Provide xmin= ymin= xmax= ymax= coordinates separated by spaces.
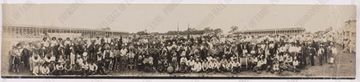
xmin=187 ymin=24 xmax=190 ymax=31
xmin=187 ymin=24 xmax=191 ymax=34
xmin=145 ymin=26 xmax=148 ymax=33
xmin=177 ymin=22 xmax=180 ymax=36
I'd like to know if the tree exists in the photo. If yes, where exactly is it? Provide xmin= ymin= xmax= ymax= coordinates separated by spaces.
xmin=163 ymin=27 xmax=224 ymax=35
xmin=214 ymin=28 xmax=223 ymax=34
xmin=136 ymin=31 xmax=148 ymax=35
xmin=203 ymin=27 xmax=212 ymax=33
xmin=229 ymin=26 xmax=238 ymax=33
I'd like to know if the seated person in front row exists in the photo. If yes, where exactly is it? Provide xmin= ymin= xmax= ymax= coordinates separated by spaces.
xmin=179 ymin=55 xmax=188 ymax=72
xmin=53 ymin=62 xmax=64 ymax=75
xmin=88 ymin=61 xmax=98 ymax=75
xmin=81 ymin=61 xmax=90 ymax=75
xmin=64 ymin=62 xmax=73 ymax=75
xmin=290 ymin=56 xmax=300 ymax=72
xmin=271 ymin=60 xmax=280 ymax=73
xmin=40 ymin=63 xmax=50 ymax=75
xmin=191 ymin=59 xmax=202 ymax=72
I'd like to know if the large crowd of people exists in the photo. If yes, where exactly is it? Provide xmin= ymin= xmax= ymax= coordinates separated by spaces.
xmin=8 ymin=33 xmax=339 ymax=76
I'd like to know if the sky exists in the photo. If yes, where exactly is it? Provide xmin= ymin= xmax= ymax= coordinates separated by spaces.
xmin=3 ymin=4 xmax=356 ymax=33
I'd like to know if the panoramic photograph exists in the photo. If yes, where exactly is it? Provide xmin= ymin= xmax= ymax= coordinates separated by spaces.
xmin=1 ymin=4 xmax=356 ymax=79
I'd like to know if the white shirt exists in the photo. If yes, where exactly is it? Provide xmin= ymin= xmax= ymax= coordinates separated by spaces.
xmin=77 ymin=58 xmax=84 ymax=66
xmin=40 ymin=66 xmax=50 ymax=75
xmin=188 ymin=60 xmax=196 ymax=66
xmin=192 ymin=62 xmax=202 ymax=72
xmin=41 ymin=40 xmax=49 ymax=48
xmin=45 ymin=55 xmax=56 ymax=63
xmin=31 ymin=55 xmax=41 ymax=64
xmin=128 ymin=52 xmax=135 ymax=59
xmin=56 ymin=64 xmax=64 ymax=70
xmin=95 ymin=39 xmax=101 ymax=45
xmin=64 ymin=40 xmax=71 ymax=45
xmin=50 ymin=40 xmax=58 ymax=47
xmin=82 ymin=63 xmax=89 ymax=70
xmin=104 ymin=38 xmax=111 ymax=43
xmin=289 ymin=46 xmax=297 ymax=53
xmin=331 ymin=47 xmax=337 ymax=55
xmin=293 ymin=60 xmax=299 ymax=67
xmin=180 ymin=57 xmax=187 ymax=64
xmin=120 ymin=49 xmax=128 ymax=56
xmin=89 ymin=63 xmax=98 ymax=71
xmin=208 ymin=62 xmax=215 ymax=68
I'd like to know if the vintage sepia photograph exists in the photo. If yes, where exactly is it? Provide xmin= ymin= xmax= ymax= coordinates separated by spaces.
xmin=1 ymin=4 xmax=356 ymax=79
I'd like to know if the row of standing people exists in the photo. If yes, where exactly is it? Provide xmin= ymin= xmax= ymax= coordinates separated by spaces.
xmin=9 ymin=34 xmax=337 ymax=75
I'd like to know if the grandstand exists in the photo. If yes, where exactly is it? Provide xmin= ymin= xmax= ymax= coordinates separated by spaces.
xmin=2 ymin=26 xmax=129 ymax=39
xmin=234 ymin=27 xmax=305 ymax=35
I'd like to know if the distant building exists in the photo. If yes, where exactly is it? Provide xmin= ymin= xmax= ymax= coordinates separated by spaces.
xmin=2 ymin=26 xmax=129 ymax=38
xmin=234 ymin=27 xmax=305 ymax=35
xmin=342 ymin=20 xmax=356 ymax=39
